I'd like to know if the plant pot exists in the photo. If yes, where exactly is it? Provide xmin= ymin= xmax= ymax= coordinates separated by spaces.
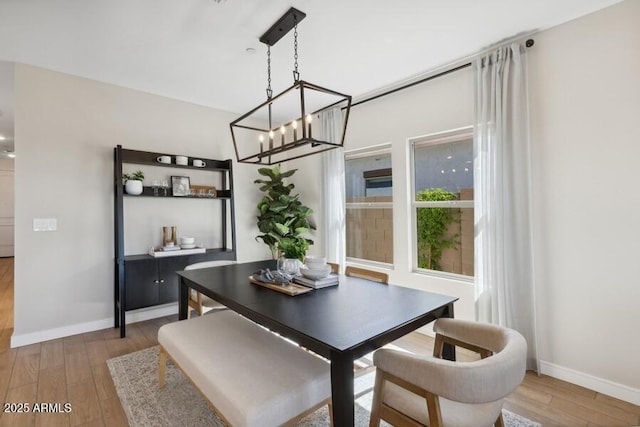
xmin=125 ymin=180 xmax=143 ymax=195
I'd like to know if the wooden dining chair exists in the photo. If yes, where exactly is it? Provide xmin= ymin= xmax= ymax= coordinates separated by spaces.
xmin=327 ymin=262 xmax=340 ymax=274
xmin=345 ymin=266 xmax=388 ymax=284
xmin=344 ymin=266 xmax=389 ymax=375
xmin=184 ymin=260 xmax=235 ymax=318
xmin=369 ymin=318 xmax=527 ymax=427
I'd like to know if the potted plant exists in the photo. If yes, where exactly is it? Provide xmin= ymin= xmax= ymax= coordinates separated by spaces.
xmin=123 ymin=170 xmax=144 ymax=195
xmin=254 ymin=165 xmax=315 ymax=269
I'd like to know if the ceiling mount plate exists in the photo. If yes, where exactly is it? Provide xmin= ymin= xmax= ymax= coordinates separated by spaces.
xmin=259 ymin=7 xmax=307 ymax=46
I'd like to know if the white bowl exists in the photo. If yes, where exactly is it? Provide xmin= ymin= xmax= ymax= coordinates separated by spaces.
xmin=300 ymin=265 xmax=331 ymax=280
xmin=181 ymin=237 xmax=195 ymax=244
xmin=305 ymin=256 xmax=327 ymax=268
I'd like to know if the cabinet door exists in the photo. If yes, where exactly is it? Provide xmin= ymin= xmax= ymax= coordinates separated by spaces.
xmin=157 ymin=257 xmax=188 ymax=304
xmin=125 ymin=259 xmax=160 ymax=310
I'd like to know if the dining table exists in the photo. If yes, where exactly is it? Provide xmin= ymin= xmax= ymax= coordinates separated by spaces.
xmin=177 ymin=259 xmax=458 ymax=427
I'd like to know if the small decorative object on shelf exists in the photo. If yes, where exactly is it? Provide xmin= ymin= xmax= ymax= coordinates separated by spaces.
xmin=171 ymin=176 xmax=190 ymax=196
xmin=190 ymin=185 xmax=217 ymax=198
xmin=162 ymin=226 xmax=173 ymax=246
xmin=123 ymin=170 xmax=144 ymax=195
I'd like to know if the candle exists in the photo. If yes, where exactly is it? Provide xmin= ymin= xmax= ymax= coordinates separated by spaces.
xmin=280 ymin=125 xmax=285 ymax=146
xmin=292 ymin=120 xmax=298 ymax=141
xmin=259 ymin=135 xmax=265 ymax=155
xmin=306 ymin=114 xmax=313 ymax=139
xmin=269 ymin=130 xmax=274 ymax=150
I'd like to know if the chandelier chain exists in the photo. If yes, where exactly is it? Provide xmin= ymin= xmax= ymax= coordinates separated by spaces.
xmin=293 ymin=17 xmax=300 ymax=82
xmin=266 ymin=45 xmax=272 ymax=99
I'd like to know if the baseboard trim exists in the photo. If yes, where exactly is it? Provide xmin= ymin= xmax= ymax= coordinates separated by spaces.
xmin=539 ymin=360 xmax=640 ymax=405
xmin=124 ymin=303 xmax=178 ymax=324
xmin=10 ymin=304 xmax=178 ymax=348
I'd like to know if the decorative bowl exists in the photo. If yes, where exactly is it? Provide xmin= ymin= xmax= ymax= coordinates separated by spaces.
xmin=180 ymin=237 xmax=195 ymax=244
xmin=300 ymin=265 xmax=331 ymax=280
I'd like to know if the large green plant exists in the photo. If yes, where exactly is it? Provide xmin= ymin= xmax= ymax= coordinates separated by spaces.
xmin=254 ymin=166 xmax=315 ymax=261
xmin=416 ymin=188 xmax=460 ymax=271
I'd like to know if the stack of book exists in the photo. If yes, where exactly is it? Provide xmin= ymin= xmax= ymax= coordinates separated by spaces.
xmin=293 ymin=274 xmax=340 ymax=289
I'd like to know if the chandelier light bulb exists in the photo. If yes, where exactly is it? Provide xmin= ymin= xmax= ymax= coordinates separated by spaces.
xmin=306 ymin=114 xmax=312 ymax=139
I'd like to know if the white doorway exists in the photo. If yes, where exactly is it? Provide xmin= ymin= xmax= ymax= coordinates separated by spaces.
xmin=0 ymin=160 xmax=14 ymax=257
xmin=0 ymin=61 xmax=15 ymax=349
xmin=0 ymin=61 xmax=14 ymax=256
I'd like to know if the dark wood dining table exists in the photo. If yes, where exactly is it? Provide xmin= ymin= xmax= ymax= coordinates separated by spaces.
xmin=177 ymin=259 xmax=457 ymax=427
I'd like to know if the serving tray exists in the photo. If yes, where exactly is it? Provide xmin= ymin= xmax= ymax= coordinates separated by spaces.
xmin=249 ymin=275 xmax=313 ymax=296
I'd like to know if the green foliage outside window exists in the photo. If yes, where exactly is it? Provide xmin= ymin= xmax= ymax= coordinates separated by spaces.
xmin=416 ymin=188 xmax=460 ymax=271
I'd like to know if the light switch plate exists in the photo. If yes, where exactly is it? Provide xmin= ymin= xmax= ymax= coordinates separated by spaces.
xmin=33 ymin=218 xmax=57 ymax=231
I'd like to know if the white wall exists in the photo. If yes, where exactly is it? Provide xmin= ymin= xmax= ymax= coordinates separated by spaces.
xmin=13 ymin=64 xmax=270 ymax=345
xmin=528 ymin=0 xmax=640 ymax=401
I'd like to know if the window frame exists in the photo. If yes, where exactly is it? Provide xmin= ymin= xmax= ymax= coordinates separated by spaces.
xmin=344 ymin=144 xmax=394 ymax=268
xmin=409 ymin=126 xmax=474 ymax=281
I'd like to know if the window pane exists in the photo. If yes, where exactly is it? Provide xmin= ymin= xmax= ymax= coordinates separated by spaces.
xmin=415 ymin=206 xmax=473 ymax=276
xmin=413 ymin=136 xmax=473 ymax=276
xmin=345 ymin=152 xmax=393 ymax=264
xmin=413 ymin=138 xmax=472 ymax=198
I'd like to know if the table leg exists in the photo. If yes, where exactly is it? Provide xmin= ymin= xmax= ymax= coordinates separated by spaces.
xmin=442 ymin=301 xmax=456 ymax=361
xmin=330 ymin=351 xmax=354 ymax=427
xmin=178 ymin=277 xmax=189 ymax=320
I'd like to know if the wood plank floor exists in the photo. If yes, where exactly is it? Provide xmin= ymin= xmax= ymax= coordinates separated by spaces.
xmin=1 ymin=257 xmax=639 ymax=426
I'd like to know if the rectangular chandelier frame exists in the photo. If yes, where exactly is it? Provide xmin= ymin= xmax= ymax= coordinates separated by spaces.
xmin=230 ymin=79 xmax=352 ymax=165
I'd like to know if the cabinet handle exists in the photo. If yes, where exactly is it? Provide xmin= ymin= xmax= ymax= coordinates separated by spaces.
xmin=153 ymin=280 xmax=159 ymax=284
xmin=159 ymin=279 xmax=165 ymax=284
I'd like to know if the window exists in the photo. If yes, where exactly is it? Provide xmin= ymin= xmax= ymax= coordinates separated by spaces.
xmin=345 ymin=146 xmax=393 ymax=265
xmin=411 ymin=128 xmax=474 ymax=277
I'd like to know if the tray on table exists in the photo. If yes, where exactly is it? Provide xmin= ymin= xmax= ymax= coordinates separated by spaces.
xmin=248 ymin=275 xmax=313 ymax=296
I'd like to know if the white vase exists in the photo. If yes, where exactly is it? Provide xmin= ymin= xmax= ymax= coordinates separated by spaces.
xmin=125 ymin=180 xmax=143 ymax=195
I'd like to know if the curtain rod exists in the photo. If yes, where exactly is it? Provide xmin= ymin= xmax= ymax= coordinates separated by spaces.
xmin=348 ymin=38 xmax=535 ymax=109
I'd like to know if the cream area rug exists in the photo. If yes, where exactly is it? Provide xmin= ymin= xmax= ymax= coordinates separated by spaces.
xmin=107 ymin=346 xmax=541 ymax=427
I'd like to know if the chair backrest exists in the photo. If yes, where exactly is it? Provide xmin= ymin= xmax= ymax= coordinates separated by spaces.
xmin=185 ymin=260 xmax=235 ymax=271
xmin=430 ymin=318 xmax=527 ymax=404
xmin=327 ymin=262 xmax=340 ymax=274
xmin=345 ymin=266 xmax=388 ymax=284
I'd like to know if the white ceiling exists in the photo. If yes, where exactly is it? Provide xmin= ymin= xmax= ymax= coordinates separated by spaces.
xmin=0 ymin=0 xmax=624 ymax=155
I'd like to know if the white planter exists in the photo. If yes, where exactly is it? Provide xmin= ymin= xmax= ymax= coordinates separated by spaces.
xmin=125 ymin=180 xmax=143 ymax=195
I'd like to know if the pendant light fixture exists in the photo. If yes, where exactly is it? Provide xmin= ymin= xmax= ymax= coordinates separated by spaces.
xmin=230 ymin=7 xmax=352 ymax=165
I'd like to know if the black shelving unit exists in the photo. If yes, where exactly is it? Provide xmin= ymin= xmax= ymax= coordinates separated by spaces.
xmin=114 ymin=145 xmax=237 ymax=337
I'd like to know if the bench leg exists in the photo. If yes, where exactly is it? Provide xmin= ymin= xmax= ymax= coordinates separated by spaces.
xmin=159 ymin=346 xmax=167 ymax=388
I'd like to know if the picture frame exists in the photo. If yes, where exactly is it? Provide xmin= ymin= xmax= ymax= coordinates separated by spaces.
xmin=171 ymin=176 xmax=190 ymax=197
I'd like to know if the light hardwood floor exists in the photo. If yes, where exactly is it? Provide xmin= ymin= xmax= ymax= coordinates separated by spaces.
xmin=1 ymin=257 xmax=638 ymax=427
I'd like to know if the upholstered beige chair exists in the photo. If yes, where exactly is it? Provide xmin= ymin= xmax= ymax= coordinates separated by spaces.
xmin=184 ymin=260 xmax=235 ymax=318
xmin=369 ymin=318 xmax=527 ymax=427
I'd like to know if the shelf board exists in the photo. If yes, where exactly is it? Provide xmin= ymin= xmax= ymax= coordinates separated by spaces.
xmin=124 ymin=248 xmax=235 ymax=262
xmin=120 ymin=147 xmax=232 ymax=171
xmin=123 ymin=187 xmax=231 ymax=199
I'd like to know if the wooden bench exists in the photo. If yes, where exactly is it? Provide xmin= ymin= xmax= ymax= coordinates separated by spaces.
xmin=158 ymin=311 xmax=332 ymax=427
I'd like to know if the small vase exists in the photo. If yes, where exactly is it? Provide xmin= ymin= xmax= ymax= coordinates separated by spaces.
xmin=125 ymin=180 xmax=143 ymax=195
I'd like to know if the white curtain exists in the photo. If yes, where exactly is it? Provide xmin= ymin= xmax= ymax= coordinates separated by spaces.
xmin=473 ymin=42 xmax=539 ymax=371
xmin=320 ymin=108 xmax=346 ymax=273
